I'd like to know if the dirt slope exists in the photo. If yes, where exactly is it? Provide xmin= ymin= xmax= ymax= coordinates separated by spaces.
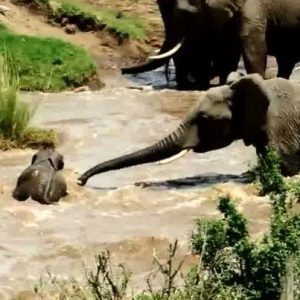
xmin=0 ymin=0 xmax=164 ymax=86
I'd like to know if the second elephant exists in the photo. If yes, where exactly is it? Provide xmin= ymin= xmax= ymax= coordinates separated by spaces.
xmin=122 ymin=0 xmax=241 ymax=90
xmin=122 ymin=0 xmax=300 ymax=90
xmin=78 ymin=73 xmax=300 ymax=186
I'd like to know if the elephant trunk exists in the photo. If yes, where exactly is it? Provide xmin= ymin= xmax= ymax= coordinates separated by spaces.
xmin=78 ymin=123 xmax=195 ymax=185
xmin=121 ymin=39 xmax=173 ymax=75
xmin=121 ymin=55 xmax=170 ymax=75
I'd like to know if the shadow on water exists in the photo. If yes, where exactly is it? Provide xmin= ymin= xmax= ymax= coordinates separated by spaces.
xmin=89 ymin=172 xmax=253 ymax=190
xmin=122 ymin=59 xmax=248 ymax=90
xmin=133 ymin=172 xmax=253 ymax=190
xmin=123 ymin=64 xmax=177 ymax=90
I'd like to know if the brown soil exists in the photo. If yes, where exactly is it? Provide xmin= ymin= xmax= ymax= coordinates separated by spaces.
xmin=0 ymin=0 xmax=164 ymax=86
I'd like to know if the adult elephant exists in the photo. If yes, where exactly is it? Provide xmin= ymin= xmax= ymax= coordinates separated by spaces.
xmin=122 ymin=0 xmax=300 ymax=89
xmin=77 ymin=73 xmax=300 ymax=186
xmin=122 ymin=0 xmax=242 ymax=90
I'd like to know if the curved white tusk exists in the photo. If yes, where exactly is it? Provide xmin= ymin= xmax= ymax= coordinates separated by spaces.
xmin=155 ymin=149 xmax=191 ymax=165
xmin=149 ymin=41 xmax=183 ymax=60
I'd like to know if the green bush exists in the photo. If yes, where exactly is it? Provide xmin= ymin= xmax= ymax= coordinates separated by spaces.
xmin=190 ymin=149 xmax=300 ymax=300
xmin=0 ymin=24 xmax=97 ymax=91
xmin=253 ymin=148 xmax=287 ymax=196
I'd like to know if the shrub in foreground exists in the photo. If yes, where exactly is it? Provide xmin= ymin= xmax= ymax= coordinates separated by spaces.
xmin=191 ymin=148 xmax=300 ymax=299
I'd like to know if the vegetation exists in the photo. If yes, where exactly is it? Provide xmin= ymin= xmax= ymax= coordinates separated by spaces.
xmin=0 ymin=54 xmax=56 ymax=149
xmin=190 ymin=148 xmax=300 ymax=299
xmin=27 ymin=148 xmax=300 ymax=299
xmin=0 ymin=24 xmax=97 ymax=92
xmin=16 ymin=0 xmax=146 ymax=41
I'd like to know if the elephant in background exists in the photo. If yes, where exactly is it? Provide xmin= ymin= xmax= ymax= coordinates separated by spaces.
xmin=122 ymin=0 xmax=242 ymax=90
xmin=12 ymin=149 xmax=68 ymax=204
xmin=78 ymin=73 xmax=300 ymax=186
xmin=122 ymin=0 xmax=300 ymax=90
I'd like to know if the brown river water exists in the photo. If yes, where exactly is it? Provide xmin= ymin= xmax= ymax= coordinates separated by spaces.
xmin=1 ymin=59 xmax=299 ymax=298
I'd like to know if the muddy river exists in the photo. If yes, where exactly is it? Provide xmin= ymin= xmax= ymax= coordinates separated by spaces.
xmin=0 ymin=60 xmax=299 ymax=298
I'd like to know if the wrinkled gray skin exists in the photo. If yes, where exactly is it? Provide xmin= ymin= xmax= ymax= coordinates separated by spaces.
xmin=122 ymin=0 xmax=300 ymax=88
xmin=78 ymin=73 xmax=300 ymax=186
xmin=13 ymin=149 xmax=68 ymax=204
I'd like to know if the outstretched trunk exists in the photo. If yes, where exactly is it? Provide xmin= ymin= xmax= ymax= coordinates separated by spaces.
xmin=79 ymin=122 xmax=199 ymax=184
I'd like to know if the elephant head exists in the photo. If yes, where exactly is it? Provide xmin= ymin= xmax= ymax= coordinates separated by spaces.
xmin=78 ymin=73 xmax=272 ymax=186
xmin=31 ymin=148 xmax=64 ymax=171
xmin=121 ymin=0 xmax=244 ymax=90
xmin=12 ymin=149 xmax=67 ymax=204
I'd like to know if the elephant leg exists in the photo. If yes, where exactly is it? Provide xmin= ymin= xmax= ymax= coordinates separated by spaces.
xmin=218 ymin=46 xmax=241 ymax=85
xmin=276 ymin=56 xmax=295 ymax=79
xmin=173 ymin=53 xmax=191 ymax=90
xmin=241 ymin=29 xmax=267 ymax=77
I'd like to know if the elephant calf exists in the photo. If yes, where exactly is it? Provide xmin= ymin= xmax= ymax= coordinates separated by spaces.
xmin=13 ymin=149 xmax=68 ymax=204
xmin=78 ymin=73 xmax=300 ymax=186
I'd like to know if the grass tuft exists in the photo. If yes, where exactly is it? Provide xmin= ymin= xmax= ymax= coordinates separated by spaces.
xmin=0 ymin=54 xmax=56 ymax=149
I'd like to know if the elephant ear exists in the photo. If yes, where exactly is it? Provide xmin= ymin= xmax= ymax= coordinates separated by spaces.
xmin=31 ymin=153 xmax=37 ymax=165
xmin=49 ymin=152 xmax=64 ymax=171
xmin=230 ymin=74 xmax=270 ymax=146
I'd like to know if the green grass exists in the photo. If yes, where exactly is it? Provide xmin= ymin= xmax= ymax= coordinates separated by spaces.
xmin=0 ymin=54 xmax=56 ymax=149
xmin=52 ymin=0 xmax=146 ymax=40
xmin=0 ymin=24 xmax=97 ymax=92
xmin=26 ymin=0 xmax=146 ymax=40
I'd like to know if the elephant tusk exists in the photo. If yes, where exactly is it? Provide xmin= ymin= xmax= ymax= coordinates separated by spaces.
xmin=149 ymin=41 xmax=183 ymax=60
xmin=155 ymin=149 xmax=191 ymax=165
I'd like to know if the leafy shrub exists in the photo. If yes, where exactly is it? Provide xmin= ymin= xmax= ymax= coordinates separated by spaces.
xmin=190 ymin=149 xmax=300 ymax=300
xmin=253 ymin=148 xmax=286 ymax=196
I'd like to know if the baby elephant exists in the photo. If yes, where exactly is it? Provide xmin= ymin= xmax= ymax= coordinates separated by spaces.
xmin=12 ymin=149 xmax=68 ymax=204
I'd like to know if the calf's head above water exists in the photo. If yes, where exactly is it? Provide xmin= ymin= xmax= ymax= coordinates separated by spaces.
xmin=13 ymin=149 xmax=67 ymax=204
xmin=78 ymin=73 xmax=300 ymax=186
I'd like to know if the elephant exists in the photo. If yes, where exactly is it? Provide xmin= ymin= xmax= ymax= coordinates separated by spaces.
xmin=77 ymin=73 xmax=300 ymax=186
xmin=122 ymin=0 xmax=300 ymax=90
xmin=122 ymin=0 xmax=241 ymax=90
xmin=12 ymin=149 xmax=68 ymax=204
